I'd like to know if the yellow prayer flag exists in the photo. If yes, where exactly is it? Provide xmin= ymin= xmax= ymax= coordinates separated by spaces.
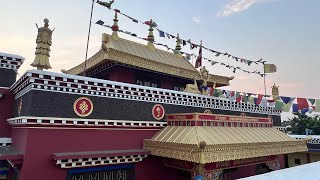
xmin=264 ymin=64 xmax=277 ymax=73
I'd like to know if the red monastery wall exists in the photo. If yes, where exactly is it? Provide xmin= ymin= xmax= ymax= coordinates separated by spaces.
xmin=12 ymin=127 xmax=173 ymax=180
xmin=0 ymin=88 xmax=13 ymax=137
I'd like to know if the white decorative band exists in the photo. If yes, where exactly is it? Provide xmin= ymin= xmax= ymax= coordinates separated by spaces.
xmin=0 ymin=55 xmax=24 ymax=70
xmin=56 ymin=154 xmax=148 ymax=168
xmin=11 ymin=70 xmax=281 ymax=116
xmin=0 ymin=137 xmax=12 ymax=147
xmin=7 ymin=116 xmax=167 ymax=128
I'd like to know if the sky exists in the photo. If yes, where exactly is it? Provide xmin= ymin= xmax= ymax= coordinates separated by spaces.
xmin=1 ymin=0 xmax=320 ymax=100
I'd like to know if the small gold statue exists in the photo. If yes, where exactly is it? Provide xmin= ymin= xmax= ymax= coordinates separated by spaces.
xmin=31 ymin=18 xmax=54 ymax=70
xmin=199 ymin=66 xmax=210 ymax=95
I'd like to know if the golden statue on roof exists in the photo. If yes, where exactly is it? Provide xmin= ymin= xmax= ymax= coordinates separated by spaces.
xmin=31 ymin=18 xmax=54 ymax=70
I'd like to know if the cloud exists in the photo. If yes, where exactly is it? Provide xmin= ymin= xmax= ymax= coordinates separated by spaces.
xmin=192 ymin=17 xmax=201 ymax=24
xmin=217 ymin=0 xmax=267 ymax=17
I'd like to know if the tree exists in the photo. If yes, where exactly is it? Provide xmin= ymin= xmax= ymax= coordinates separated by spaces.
xmin=287 ymin=113 xmax=320 ymax=135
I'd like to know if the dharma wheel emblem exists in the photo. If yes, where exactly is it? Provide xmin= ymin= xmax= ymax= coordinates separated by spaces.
xmin=152 ymin=104 xmax=165 ymax=120
xmin=73 ymin=97 xmax=93 ymax=117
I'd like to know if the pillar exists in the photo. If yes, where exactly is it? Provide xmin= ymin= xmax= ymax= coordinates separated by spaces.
xmin=192 ymin=164 xmax=223 ymax=180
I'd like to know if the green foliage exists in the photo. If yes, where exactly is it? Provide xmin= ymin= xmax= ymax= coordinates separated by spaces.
xmin=287 ymin=113 xmax=320 ymax=135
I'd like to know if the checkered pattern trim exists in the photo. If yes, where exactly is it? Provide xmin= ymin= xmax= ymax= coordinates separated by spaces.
xmin=7 ymin=116 xmax=166 ymax=128
xmin=0 ymin=54 xmax=24 ymax=71
xmin=56 ymin=154 xmax=148 ymax=168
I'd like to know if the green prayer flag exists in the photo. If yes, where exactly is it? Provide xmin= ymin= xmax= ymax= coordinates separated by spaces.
xmin=249 ymin=96 xmax=255 ymax=104
xmin=235 ymin=92 xmax=240 ymax=98
xmin=282 ymin=103 xmax=292 ymax=112
xmin=242 ymin=96 xmax=248 ymax=103
xmin=308 ymin=98 xmax=316 ymax=105
xmin=213 ymin=89 xmax=222 ymax=97
xmin=315 ymin=99 xmax=320 ymax=112
xmin=274 ymin=101 xmax=284 ymax=111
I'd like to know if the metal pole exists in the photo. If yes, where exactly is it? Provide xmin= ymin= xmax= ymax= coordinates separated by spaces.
xmin=263 ymin=63 xmax=267 ymax=101
xmin=83 ymin=0 xmax=95 ymax=77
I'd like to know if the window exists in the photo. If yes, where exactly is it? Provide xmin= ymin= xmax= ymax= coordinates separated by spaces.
xmin=295 ymin=159 xmax=301 ymax=165
xmin=136 ymin=78 xmax=160 ymax=88
xmin=173 ymin=85 xmax=184 ymax=92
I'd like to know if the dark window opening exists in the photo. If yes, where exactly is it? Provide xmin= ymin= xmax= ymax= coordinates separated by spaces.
xmin=136 ymin=78 xmax=160 ymax=88
xmin=173 ymin=85 xmax=185 ymax=92
xmin=295 ymin=158 xmax=301 ymax=165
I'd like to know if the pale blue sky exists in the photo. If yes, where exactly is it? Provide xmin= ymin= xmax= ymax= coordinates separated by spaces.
xmin=1 ymin=0 xmax=319 ymax=99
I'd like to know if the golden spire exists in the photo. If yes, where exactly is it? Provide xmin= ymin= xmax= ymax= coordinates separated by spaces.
xmin=272 ymin=83 xmax=280 ymax=100
xmin=175 ymin=34 xmax=181 ymax=54
xmin=31 ymin=18 xmax=53 ymax=70
xmin=111 ymin=10 xmax=119 ymax=40
xmin=146 ymin=19 xmax=156 ymax=51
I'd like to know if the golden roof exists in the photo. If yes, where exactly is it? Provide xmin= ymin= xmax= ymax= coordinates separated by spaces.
xmin=144 ymin=126 xmax=307 ymax=164
xmin=66 ymin=34 xmax=231 ymax=86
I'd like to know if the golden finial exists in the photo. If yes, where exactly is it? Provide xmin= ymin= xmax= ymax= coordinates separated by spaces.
xmin=146 ymin=19 xmax=156 ymax=51
xmin=111 ymin=10 xmax=119 ymax=40
xmin=175 ymin=34 xmax=181 ymax=51
xmin=31 ymin=18 xmax=54 ymax=70
xmin=272 ymin=83 xmax=280 ymax=100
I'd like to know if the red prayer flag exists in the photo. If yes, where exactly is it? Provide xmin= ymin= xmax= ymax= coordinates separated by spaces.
xmin=195 ymin=46 xmax=202 ymax=68
xmin=236 ymin=95 xmax=242 ymax=103
xmin=256 ymin=94 xmax=263 ymax=105
xmin=297 ymin=98 xmax=309 ymax=110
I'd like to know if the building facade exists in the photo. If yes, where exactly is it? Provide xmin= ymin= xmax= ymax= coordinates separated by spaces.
xmin=0 ymin=21 xmax=308 ymax=180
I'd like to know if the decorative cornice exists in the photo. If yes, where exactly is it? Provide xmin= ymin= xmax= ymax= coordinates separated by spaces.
xmin=7 ymin=116 xmax=166 ymax=129
xmin=55 ymin=154 xmax=148 ymax=168
xmin=0 ymin=52 xmax=24 ymax=71
xmin=144 ymin=140 xmax=307 ymax=164
xmin=10 ymin=70 xmax=281 ymax=116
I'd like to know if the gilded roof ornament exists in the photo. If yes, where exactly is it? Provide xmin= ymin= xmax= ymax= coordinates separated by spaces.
xmin=175 ymin=34 xmax=182 ymax=53
xmin=111 ymin=10 xmax=119 ymax=40
xmin=146 ymin=19 xmax=156 ymax=51
xmin=31 ymin=18 xmax=54 ymax=70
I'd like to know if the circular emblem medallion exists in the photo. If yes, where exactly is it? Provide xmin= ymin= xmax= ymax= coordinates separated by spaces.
xmin=73 ymin=97 xmax=93 ymax=117
xmin=204 ymin=109 xmax=212 ymax=114
xmin=152 ymin=104 xmax=165 ymax=120
xmin=240 ymin=113 xmax=246 ymax=117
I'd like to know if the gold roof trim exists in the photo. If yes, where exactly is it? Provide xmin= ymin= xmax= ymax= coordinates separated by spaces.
xmin=66 ymin=34 xmax=230 ymax=86
xmin=143 ymin=126 xmax=307 ymax=164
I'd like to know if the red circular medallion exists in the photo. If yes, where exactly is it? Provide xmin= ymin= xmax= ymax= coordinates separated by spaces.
xmin=152 ymin=104 xmax=165 ymax=120
xmin=73 ymin=97 xmax=93 ymax=117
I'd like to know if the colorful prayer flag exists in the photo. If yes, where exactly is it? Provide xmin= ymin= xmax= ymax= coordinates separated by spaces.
xmin=249 ymin=97 xmax=255 ymax=104
xmin=292 ymin=104 xmax=299 ymax=113
xmin=96 ymin=20 xmax=104 ymax=25
xmin=274 ymin=101 xmax=283 ymax=111
xmin=158 ymin=30 xmax=165 ymax=37
xmin=282 ymin=102 xmax=292 ymax=112
xmin=280 ymin=96 xmax=294 ymax=104
xmin=264 ymin=64 xmax=277 ymax=73
xmin=308 ymin=99 xmax=316 ymax=105
xmin=297 ymin=98 xmax=309 ymax=110
xmin=195 ymin=45 xmax=202 ymax=68
xmin=315 ymin=99 xmax=320 ymax=112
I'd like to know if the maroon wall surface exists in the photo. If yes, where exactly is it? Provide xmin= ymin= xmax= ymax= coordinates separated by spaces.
xmin=0 ymin=88 xmax=13 ymax=137
xmin=12 ymin=127 xmax=176 ymax=180
xmin=224 ymin=164 xmax=257 ymax=180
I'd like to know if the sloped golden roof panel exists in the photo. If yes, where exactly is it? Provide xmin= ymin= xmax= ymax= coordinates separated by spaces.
xmin=144 ymin=126 xmax=308 ymax=164
xmin=66 ymin=34 xmax=231 ymax=86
